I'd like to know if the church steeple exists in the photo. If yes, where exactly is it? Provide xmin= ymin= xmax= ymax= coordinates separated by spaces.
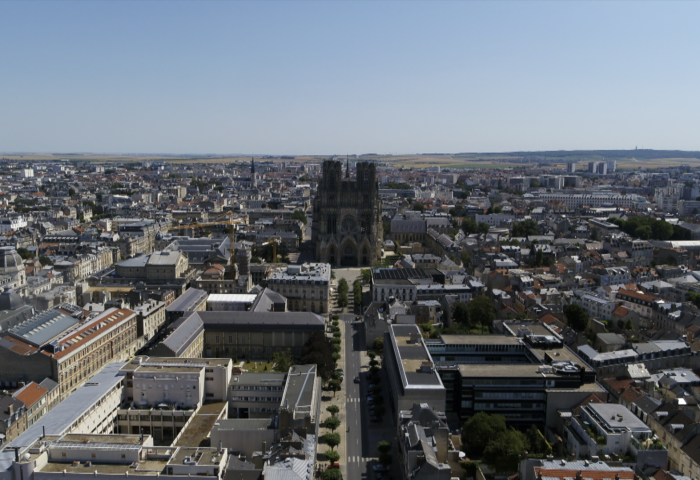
xmin=251 ymin=157 xmax=256 ymax=175
xmin=346 ymin=156 xmax=349 ymax=178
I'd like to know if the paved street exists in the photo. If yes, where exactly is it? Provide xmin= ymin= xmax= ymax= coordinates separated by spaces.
xmin=344 ymin=312 xmax=370 ymax=480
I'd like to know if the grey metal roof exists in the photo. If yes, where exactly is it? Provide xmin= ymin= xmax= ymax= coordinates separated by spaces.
xmin=165 ymin=288 xmax=207 ymax=313
xmin=195 ymin=311 xmax=325 ymax=331
xmin=3 ymin=362 xmax=124 ymax=460
xmin=8 ymin=308 xmax=79 ymax=347
xmin=158 ymin=313 xmax=204 ymax=356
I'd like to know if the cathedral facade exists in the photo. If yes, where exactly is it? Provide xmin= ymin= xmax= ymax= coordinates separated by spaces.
xmin=313 ymin=160 xmax=383 ymax=267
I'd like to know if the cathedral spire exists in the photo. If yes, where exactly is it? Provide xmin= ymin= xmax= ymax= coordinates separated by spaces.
xmin=346 ymin=155 xmax=349 ymax=178
xmin=251 ymin=157 xmax=255 ymax=175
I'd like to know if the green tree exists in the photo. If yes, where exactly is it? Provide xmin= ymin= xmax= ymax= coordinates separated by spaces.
xmin=300 ymin=332 xmax=336 ymax=381
xmin=590 ymin=227 xmax=600 ymax=241
xmin=461 ymin=412 xmax=507 ymax=457
xmin=377 ymin=441 xmax=391 ymax=454
xmin=452 ymin=302 xmax=471 ymax=327
xmin=39 ymin=256 xmax=53 ymax=266
xmin=635 ymin=225 xmax=652 ymax=240
xmin=477 ymin=222 xmax=490 ymax=235
xmin=511 ymin=220 xmax=539 ymax=237
xmin=328 ymin=379 xmax=341 ymax=396
xmin=324 ymin=450 xmax=340 ymax=464
xmin=324 ymin=416 xmax=341 ymax=431
xmin=361 ymin=269 xmax=372 ymax=284
xmin=413 ymin=203 xmax=425 ymax=212
xmin=272 ymin=349 xmax=294 ymax=373
xmin=483 ymin=428 xmax=528 ymax=473
xmin=462 ymin=217 xmax=477 ymax=234
xmin=564 ymin=303 xmax=589 ymax=332
xmin=321 ymin=469 xmax=342 ymax=480
xmin=372 ymin=336 xmax=384 ymax=354
xmin=68 ymin=188 xmax=76 ymax=196
xmin=353 ymin=280 xmax=363 ymax=309
xmin=468 ymin=296 xmax=495 ymax=332
xmin=292 ymin=210 xmax=308 ymax=225
xmin=323 ymin=432 xmax=341 ymax=450
xmin=337 ymin=278 xmax=349 ymax=309
xmin=534 ymin=249 xmax=544 ymax=267
xmin=525 ymin=425 xmax=552 ymax=456
xmin=16 ymin=247 xmax=33 ymax=260
xmin=461 ymin=252 xmax=472 ymax=268
xmin=326 ymin=405 xmax=339 ymax=416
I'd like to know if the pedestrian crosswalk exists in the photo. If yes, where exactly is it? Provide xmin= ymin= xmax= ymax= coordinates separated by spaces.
xmin=347 ymin=456 xmax=373 ymax=463
xmin=346 ymin=397 xmax=361 ymax=403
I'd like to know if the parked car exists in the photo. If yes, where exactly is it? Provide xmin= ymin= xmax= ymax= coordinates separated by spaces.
xmin=354 ymin=375 xmax=360 ymax=383
xmin=373 ymin=465 xmax=389 ymax=473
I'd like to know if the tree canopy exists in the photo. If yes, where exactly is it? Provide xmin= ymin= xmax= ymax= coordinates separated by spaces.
xmin=607 ymin=216 xmax=685 ymax=241
xmin=564 ymin=303 xmax=589 ymax=332
xmin=272 ymin=349 xmax=294 ymax=373
xmin=452 ymin=302 xmax=470 ymax=326
xmin=322 ymin=469 xmax=342 ymax=480
xmin=300 ymin=332 xmax=336 ymax=380
xmin=324 ymin=416 xmax=340 ymax=431
xmin=511 ymin=220 xmax=539 ymax=237
xmin=292 ymin=210 xmax=308 ymax=225
xmin=324 ymin=450 xmax=340 ymax=464
xmin=468 ymin=296 xmax=495 ymax=331
xmin=323 ymin=433 xmax=341 ymax=450
xmin=461 ymin=412 xmax=507 ymax=457
xmin=483 ymin=428 xmax=528 ymax=473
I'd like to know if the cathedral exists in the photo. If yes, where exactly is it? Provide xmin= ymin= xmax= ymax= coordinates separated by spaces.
xmin=313 ymin=160 xmax=383 ymax=267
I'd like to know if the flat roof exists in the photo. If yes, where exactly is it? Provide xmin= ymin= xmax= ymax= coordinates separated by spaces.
xmin=213 ymin=418 xmax=272 ymax=431
xmin=280 ymin=365 xmax=316 ymax=412
xmin=438 ymin=335 xmax=523 ymax=345
xmin=458 ymin=363 xmax=551 ymax=378
xmin=232 ymin=371 xmax=286 ymax=386
xmin=390 ymin=325 xmax=444 ymax=389
xmin=174 ymin=402 xmax=227 ymax=448
xmin=586 ymin=403 xmax=649 ymax=431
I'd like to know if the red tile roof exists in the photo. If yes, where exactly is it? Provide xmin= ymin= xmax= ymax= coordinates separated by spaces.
xmin=13 ymin=382 xmax=48 ymax=408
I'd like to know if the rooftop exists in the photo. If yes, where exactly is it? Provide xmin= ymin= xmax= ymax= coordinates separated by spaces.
xmin=165 ymin=288 xmax=208 ymax=313
xmin=174 ymin=402 xmax=228 ymax=447
xmin=390 ymin=324 xmax=444 ymax=389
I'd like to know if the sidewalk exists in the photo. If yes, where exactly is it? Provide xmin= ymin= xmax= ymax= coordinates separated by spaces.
xmin=316 ymin=309 xmax=348 ymax=478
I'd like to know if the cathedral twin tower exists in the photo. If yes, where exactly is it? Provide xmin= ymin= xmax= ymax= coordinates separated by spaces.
xmin=312 ymin=160 xmax=383 ymax=267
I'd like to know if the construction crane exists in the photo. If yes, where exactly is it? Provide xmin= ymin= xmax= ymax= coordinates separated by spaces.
xmin=162 ymin=211 xmax=246 ymax=278
xmin=260 ymin=234 xmax=282 ymax=263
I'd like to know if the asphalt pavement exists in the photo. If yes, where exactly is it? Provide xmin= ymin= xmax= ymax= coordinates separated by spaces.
xmin=343 ymin=312 xmax=372 ymax=480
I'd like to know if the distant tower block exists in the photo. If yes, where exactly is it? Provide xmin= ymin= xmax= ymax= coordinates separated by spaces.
xmin=567 ymin=162 xmax=576 ymax=173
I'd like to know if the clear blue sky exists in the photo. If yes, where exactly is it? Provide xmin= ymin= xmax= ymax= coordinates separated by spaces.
xmin=1 ymin=1 xmax=699 ymax=155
